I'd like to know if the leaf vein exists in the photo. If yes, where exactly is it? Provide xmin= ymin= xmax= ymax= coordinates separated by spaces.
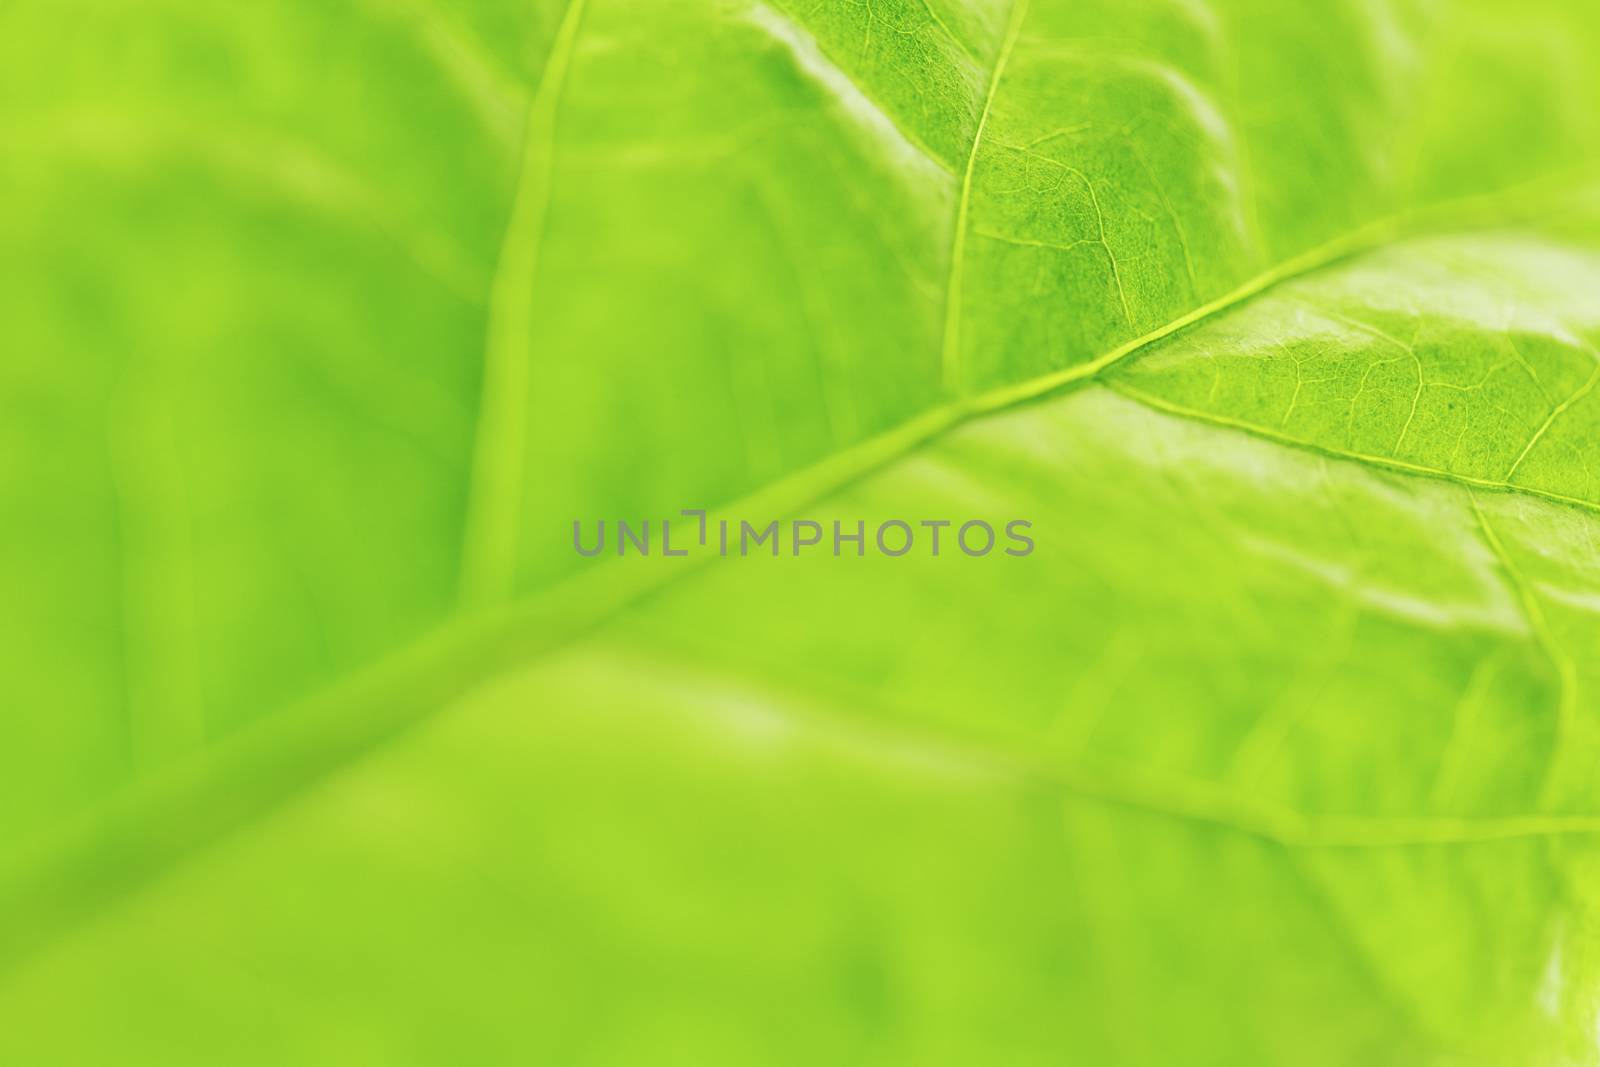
xmin=939 ymin=0 xmax=1029 ymax=394
xmin=458 ymin=0 xmax=588 ymax=607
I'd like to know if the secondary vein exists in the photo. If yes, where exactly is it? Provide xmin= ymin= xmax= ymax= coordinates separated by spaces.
xmin=1106 ymin=380 xmax=1600 ymax=519
xmin=457 ymin=0 xmax=588 ymax=607
xmin=939 ymin=0 xmax=1029 ymax=395
xmin=1470 ymin=499 xmax=1578 ymax=809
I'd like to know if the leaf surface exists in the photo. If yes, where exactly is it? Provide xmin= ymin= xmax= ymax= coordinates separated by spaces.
xmin=5 ymin=0 xmax=1600 ymax=1063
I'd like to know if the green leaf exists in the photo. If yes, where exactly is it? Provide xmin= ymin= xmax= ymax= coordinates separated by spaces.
xmin=5 ymin=0 xmax=1600 ymax=1062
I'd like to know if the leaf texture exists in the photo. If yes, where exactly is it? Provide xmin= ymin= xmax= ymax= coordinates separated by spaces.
xmin=4 ymin=0 xmax=1600 ymax=1062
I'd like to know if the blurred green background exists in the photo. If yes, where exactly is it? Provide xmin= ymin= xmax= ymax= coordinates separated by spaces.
xmin=5 ymin=0 xmax=1600 ymax=1062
